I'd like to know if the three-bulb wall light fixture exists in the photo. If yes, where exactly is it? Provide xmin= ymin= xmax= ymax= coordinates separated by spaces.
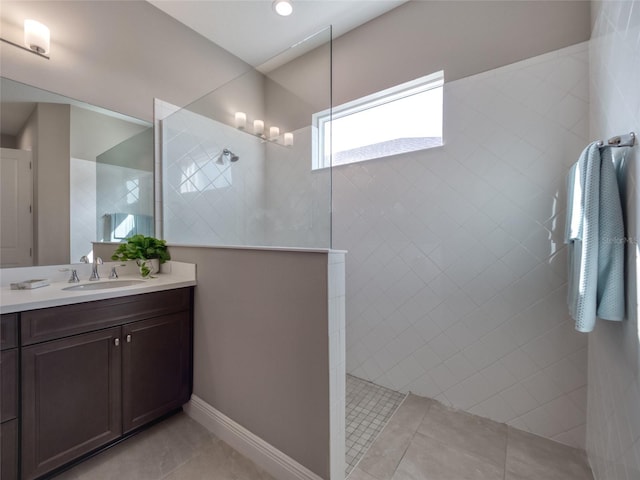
xmin=0 ymin=19 xmax=50 ymax=59
xmin=234 ymin=111 xmax=293 ymax=146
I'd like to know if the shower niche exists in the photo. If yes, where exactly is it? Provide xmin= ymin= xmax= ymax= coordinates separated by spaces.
xmin=159 ymin=27 xmax=332 ymax=249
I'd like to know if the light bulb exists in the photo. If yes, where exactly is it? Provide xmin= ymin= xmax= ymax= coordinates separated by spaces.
xmin=273 ymin=0 xmax=293 ymax=17
xmin=284 ymin=133 xmax=294 ymax=146
xmin=235 ymin=112 xmax=246 ymax=129
xmin=24 ymin=19 xmax=50 ymax=55
xmin=254 ymin=119 xmax=264 ymax=136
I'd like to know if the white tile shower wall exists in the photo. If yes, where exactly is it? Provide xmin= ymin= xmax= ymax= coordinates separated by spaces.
xmin=264 ymin=126 xmax=332 ymax=248
xmin=95 ymin=163 xmax=153 ymax=242
xmin=328 ymin=251 xmax=346 ymax=480
xmin=161 ymin=107 xmax=266 ymax=246
xmin=587 ymin=1 xmax=640 ymax=479
xmin=158 ymin=99 xmax=331 ymax=248
xmin=70 ymin=157 xmax=97 ymax=262
xmin=334 ymin=43 xmax=591 ymax=448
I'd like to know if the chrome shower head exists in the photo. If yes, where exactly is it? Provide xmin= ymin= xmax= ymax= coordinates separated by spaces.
xmin=217 ymin=148 xmax=239 ymax=164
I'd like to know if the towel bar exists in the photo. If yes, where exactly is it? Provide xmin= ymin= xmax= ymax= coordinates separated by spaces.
xmin=597 ymin=132 xmax=636 ymax=148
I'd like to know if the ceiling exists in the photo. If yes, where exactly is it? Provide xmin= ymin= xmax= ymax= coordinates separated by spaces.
xmin=147 ymin=0 xmax=407 ymax=67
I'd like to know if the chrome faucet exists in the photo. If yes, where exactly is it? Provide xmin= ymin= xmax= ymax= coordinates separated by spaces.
xmin=89 ymin=257 xmax=103 ymax=281
xmin=109 ymin=265 xmax=119 ymax=279
xmin=68 ymin=269 xmax=80 ymax=283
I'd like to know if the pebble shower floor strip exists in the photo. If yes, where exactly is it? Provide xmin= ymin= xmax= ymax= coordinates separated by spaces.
xmin=345 ymin=375 xmax=406 ymax=477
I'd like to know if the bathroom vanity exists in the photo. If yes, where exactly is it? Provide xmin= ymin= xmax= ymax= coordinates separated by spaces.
xmin=0 ymin=262 xmax=196 ymax=480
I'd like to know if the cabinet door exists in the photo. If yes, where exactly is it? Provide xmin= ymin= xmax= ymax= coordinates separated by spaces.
xmin=122 ymin=312 xmax=191 ymax=433
xmin=1 ymin=419 xmax=18 ymax=480
xmin=21 ymin=327 xmax=122 ymax=480
xmin=1 ymin=313 xmax=17 ymax=350
xmin=1 ymin=349 xmax=17 ymax=422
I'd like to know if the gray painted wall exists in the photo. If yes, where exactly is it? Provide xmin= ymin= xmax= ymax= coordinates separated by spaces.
xmin=164 ymin=246 xmax=332 ymax=480
xmin=1 ymin=133 xmax=18 ymax=148
xmin=332 ymin=0 xmax=591 ymax=105
xmin=0 ymin=0 xmax=251 ymax=122
xmin=17 ymin=103 xmax=70 ymax=265
xmin=70 ymin=106 xmax=149 ymax=165
xmin=265 ymin=0 xmax=590 ymax=129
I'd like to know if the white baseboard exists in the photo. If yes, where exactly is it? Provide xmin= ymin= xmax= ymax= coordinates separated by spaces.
xmin=184 ymin=395 xmax=325 ymax=480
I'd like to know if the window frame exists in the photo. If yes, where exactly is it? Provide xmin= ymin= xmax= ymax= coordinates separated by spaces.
xmin=312 ymin=70 xmax=444 ymax=170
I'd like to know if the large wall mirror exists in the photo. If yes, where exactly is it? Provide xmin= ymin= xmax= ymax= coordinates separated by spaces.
xmin=0 ymin=77 xmax=153 ymax=267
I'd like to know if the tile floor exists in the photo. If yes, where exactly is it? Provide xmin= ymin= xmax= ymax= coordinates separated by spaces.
xmin=52 ymin=392 xmax=595 ymax=480
xmin=55 ymin=412 xmax=274 ymax=480
xmin=346 ymin=375 xmax=407 ymax=475
xmin=348 ymin=393 xmax=594 ymax=480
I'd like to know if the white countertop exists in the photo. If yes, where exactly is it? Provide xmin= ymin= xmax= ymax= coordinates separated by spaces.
xmin=0 ymin=261 xmax=196 ymax=314
xmin=95 ymin=241 xmax=347 ymax=255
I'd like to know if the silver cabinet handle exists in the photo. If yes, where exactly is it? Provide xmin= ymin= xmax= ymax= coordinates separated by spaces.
xmin=126 ymin=334 xmax=132 ymax=343
xmin=114 ymin=338 xmax=120 ymax=347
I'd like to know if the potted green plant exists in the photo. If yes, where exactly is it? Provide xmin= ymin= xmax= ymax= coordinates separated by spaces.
xmin=111 ymin=234 xmax=170 ymax=278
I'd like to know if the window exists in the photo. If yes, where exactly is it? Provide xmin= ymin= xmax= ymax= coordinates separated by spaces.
xmin=312 ymin=71 xmax=444 ymax=170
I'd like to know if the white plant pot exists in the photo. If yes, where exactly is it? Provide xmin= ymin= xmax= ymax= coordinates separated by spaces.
xmin=137 ymin=258 xmax=160 ymax=278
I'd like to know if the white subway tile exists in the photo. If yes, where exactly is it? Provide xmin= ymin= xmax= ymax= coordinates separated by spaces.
xmin=500 ymin=383 xmax=540 ymax=417
xmin=499 ymin=348 xmax=540 ymax=380
xmin=444 ymin=372 xmax=496 ymax=410
xmin=429 ymin=363 xmax=459 ymax=392
xmin=522 ymin=370 xmax=565 ymax=405
xmin=386 ymin=356 xmax=425 ymax=390
xmin=469 ymin=394 xmax=517 ymax=423
xmin=407 ymin=372 xmax=442 ymax=398
xmin=480 ymin=361 xmax=518 ymax=393
xmin=412 ymin=344 xmax=443 ymax=371
xmin=336 ymin=42 xmax=595 ymax=449
xmin=428 ymin=332 xmax=460 ymax=361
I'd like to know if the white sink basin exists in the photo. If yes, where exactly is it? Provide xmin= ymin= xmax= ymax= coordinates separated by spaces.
xmin=63 ymin=280 xmax=145 ymax=291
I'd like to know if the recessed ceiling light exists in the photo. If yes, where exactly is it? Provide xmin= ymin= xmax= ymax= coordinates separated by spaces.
xmin=273 ymin=0 xmax=293 ymax=17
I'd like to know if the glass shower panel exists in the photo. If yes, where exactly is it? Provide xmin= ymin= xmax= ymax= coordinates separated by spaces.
xmin=161 ymin=27 xmax=332 ymax=249
xmin=261 ymin=27 xmax=332 ymax=248
xmin=161 ymin=75 xmax=267 ymax=247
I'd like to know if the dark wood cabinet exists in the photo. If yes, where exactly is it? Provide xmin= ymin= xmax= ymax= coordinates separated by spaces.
xmin=9 ymin=287 xmax=193 ymax=480
xmin=1 ymin=349 xmax=18 ymax=422
xmin=122 ymin=312 xmax=191 ymax=433
xmin=1 ymin=313 xmax=19 ymax=480
xmin=1 ymin=313 xmax=18 ymax=349
xmin=1 ymin=419 xmax=18 ymax=480
xmin=21 ymin=327 xmax=123 ymax=479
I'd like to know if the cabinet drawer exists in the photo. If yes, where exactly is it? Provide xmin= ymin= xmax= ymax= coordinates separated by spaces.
xmin=1 ymin=313 xmax=18 ymax=350
xmin=1 ymin=418 xmax=18 ymax=480
xmin=22 ymin=288 xmax=191 ymax=345
xmin=1 ymin=349 xmax=18 ymax=422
